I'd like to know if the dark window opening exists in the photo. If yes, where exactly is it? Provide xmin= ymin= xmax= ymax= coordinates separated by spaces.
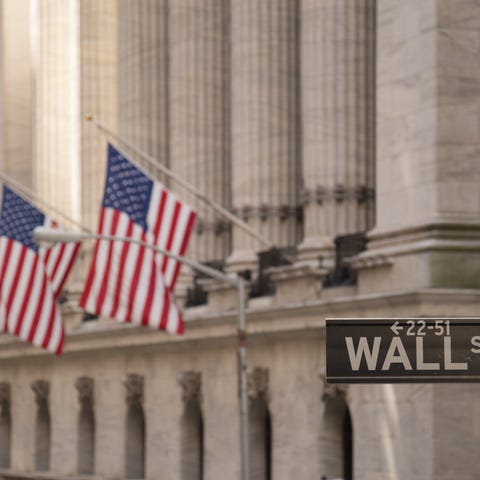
xmin=249 ymin=397 xmax=272 ymax=480
xmin=185 ymin=260 xmax=224 ymax=308
xmin=78 ymin=402 xmax=95 ymax=475
xmin=264 ymin=407 xmax=272 ymax=480
xmin=324 ymin=233 xmax=367 ymax=287
xmin=343 ymin=407 xmax=353 ymax=480
xmin=36 ymin=401 xmax=50 ymax=471
xmin=0 ymin=400 xmax=11 ymax=468
xmin=181 ymin=399 xmax=204 ymax=480
xmin=126 ymin=403 xmax=145 ymax=479
xmin=250 ymin=247 xmax=294 ymax=298
xmin=321 ymin=397 xmax=353 ymax=480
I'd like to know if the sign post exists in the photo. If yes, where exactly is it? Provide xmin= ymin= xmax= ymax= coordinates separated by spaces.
xmin=326 ymin=318 xmax=480 ymax=383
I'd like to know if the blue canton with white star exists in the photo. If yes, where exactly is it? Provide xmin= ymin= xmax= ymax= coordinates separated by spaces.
xmin=103 ymin=144 xmax=153 ymax=231
xmin=0 ymin=186 xmax=45 ymax=252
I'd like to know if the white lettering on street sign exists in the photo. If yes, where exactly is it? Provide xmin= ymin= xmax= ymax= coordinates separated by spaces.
xmin=345 ymin=337 xmax=381 ymax=371
xmin=382 ymin=337 xmax=412 ymax=371
xmin=327 ymin=318 xmax=480 ymax=383
xmin=416 ymin=337 xmax=439 ymax=370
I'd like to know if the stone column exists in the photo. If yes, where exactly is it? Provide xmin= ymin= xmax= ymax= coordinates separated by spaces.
xmin=229 ymin=0 xmax=300 ymax=271
xmin=169 ymin=0 xmax=230 ymax=263
xmin=357 ymin=0 xmax=480 ymax=293
xmin=72 ymin=1 xmax=120 ymax=301
xmin=32 ymin=0 xmax=81 ymax=222
xmin=0 ymin=0 xmax=33 ymax=188
xmin=118 ymin=0 xmax=169 ymax=178
xmin=299 ymin=0 xmax=375 ymax=265
xmin=80 ymin=0 xmax=118 ymax=231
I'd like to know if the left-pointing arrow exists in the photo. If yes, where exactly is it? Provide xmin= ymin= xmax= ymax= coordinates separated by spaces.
xmin=391 ymin=321 xmax=403 ymax=336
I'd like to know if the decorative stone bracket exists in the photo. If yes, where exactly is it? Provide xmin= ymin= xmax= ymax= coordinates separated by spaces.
xmin=31 ymin=380 xmax=49 ymax=406
xmin=248 ymin=367 xmax=269 ymax=401
xmin=75 ymin=376 xmax=94 ymax=407
xmin=319 ymin=369 xmax=348 ymax=401
xmin=178 ymin=371 xmax=202 ymax=404
xmin=0 ymin=382 xmax=10 ymax=411
xmin=124 ymin=374 xmax=144 ymax=406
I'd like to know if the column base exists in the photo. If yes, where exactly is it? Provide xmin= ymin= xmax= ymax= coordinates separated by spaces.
xmin=225 ymin=249 xmax=258 ymax=274
xmin=268 ymin=264 xmax=328 ymax=305
xmin=297 ymin=236 xmax=335 ymax=269
xmin=200 ymin=278 xmax=249 ymax=311
xmin=353 ymin=220 xmax=480 ymax=295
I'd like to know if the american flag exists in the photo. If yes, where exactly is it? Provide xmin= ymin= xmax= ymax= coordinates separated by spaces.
xmin=0 ymin=186 xmax=80 ymax=354
xmin=79 ymin=144 xmax=196 ymax=334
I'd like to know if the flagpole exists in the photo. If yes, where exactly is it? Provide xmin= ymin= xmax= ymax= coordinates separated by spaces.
xmin=85 ymin=115 xmax=273 ymax=250
xmin=32 ymin=226 xmax=251 ymax=480
xmin=0 ymin=171 xmax=92 ymax=234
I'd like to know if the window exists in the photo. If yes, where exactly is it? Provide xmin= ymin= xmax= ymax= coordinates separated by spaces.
xmin=181 ymin=399 xmax=204 ymax=480
xmin=32 ymin=380 xmax=50 ymax=472
xmin=76 ymin=377 xmax=95 ymax=475
xmin=125 ymin=374 xmax=145 ymax=479
xmin=321 ymin=395 xmax=353 ymax=480
xmin=249 ymin=397 xmax=272 ymax=480
xmin=248 ymin=368 xmax=271 ymax=480
xmin=179 ymin=371 xmax=204 ymax=480
xmin=0 ymin=383 xmax=11 ymax=468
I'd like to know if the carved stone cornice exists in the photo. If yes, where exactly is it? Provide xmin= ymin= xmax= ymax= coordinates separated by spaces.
xmin=247 ymin=367 xmax=269 ymax=401
xmin=300 ymin=185 xmax=375 ymax=205
xmin=0 ymin=382 xmax=10 ymax=410
xmin=319 ymin=369 xmax=348 ymax=401
xmin=232 ymin=205 xmax=302 ymax=222
xmin=178 ymin=371 xmax=201 ymax=404
xmin=75 ymin=376 xmax=94 ymax=406
xmin=31 ymin=380 xmax=49 ymax=406
xmin=124 ymin=374 xmax=144 ymax=406
xmin=195 ymin=218 xmax=230 ymax=235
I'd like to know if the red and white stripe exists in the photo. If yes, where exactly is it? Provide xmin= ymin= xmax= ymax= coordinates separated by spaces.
xmin=147 ymin=183 xmax=196 ymax=290
xmin=80 ymin=208 xmax=185 ymax=333
xmin=0 ymin=219 xmax=80 ymax=355
xmin=39 ymin=219 xmax=81 ymax=297
xmin=79 ymin=183 xmax=196 ymax=334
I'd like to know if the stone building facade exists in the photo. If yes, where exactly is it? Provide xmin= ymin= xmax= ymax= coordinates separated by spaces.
xmin=0 ymin=1 xmax=480 ymax=479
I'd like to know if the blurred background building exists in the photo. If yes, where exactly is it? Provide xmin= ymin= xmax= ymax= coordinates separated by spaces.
xmin=0 ymin=0 xmax=480 ymax=479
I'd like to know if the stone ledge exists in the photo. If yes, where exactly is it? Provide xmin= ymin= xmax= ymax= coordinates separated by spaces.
xmin=0 ymin=470 xmax=114 ymax=480
xmin=2 ymin=288 xmax=480 ymax=360
xmin=348 ymin=253 xmax=393 ymax=270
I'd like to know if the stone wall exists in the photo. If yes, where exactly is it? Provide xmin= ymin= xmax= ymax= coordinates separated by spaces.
xmin=1 ymin=1 xmax=480 ymax=480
